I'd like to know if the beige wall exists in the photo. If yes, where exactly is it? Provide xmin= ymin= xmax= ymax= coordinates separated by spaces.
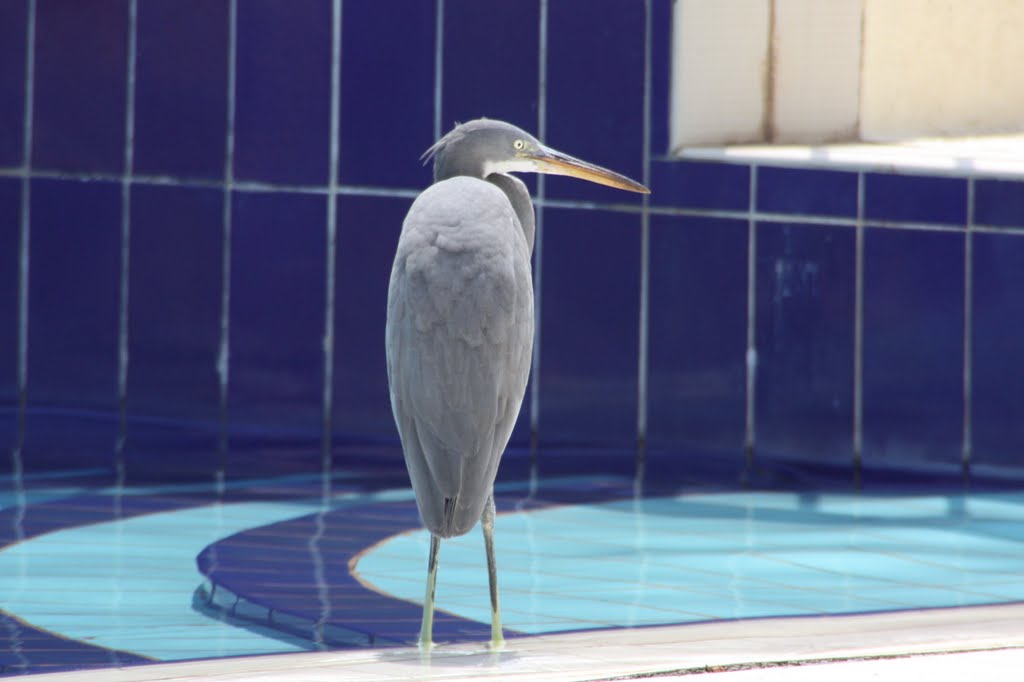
xmin=861 ymin=0 xmax=1024 ymax=141
xmin=671 ymin=0 xmax=1024 ymax=149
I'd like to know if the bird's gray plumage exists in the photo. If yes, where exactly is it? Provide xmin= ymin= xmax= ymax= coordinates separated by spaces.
xmin=386 ymin=175 xmax=534 ymax=537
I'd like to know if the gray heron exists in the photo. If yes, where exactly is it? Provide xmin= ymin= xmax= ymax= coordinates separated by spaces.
xmin=385 ymin=118 xmax=648 ymax=649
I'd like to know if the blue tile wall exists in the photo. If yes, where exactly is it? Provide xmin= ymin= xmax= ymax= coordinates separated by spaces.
xmin=0 ymin=0 xmax=26 ymax=167
xmin=865 ymin=173 xmax=967 ymax=226
xmin=539 ymin=208 xmax=641 ymax=449
xmin=127 ymin=185 xmax=222 ymax=426
xmin=756 ymin=223 xmax=855 ymax=462
xmin=5 ymin=0 xmax=1024 ymax=484
xmin=333 ymin=195 xmax=405 ymax=442
xmin=338 ymin=0 xmax=434 ymax=189
xmin=0 ymin=179 xmax=19 ymax=450
xmin=234 ymin=0 xmax=331 ymax=185
xmin=971 ymin=232 xmax=1024 ymax=468
xmin=230 ymin=191 xmax=325 ymax=435
xmin=33 ymin=0 xmax=129 ymax=173
xmin=757 ymin=167 xmax=857 ymax=218
xmin=862 ymin=228 xmax=964 ymax=466
xmin=27 ymin=179 xmax=120 ymax=410
xmin=647 ymin=215 xmax=747 ymax=456
xmin=134 ymin=0 xmax=228 ymax=179
xmin=974 ymin=179 xmax=1024 ymax=228
xmin=649 ymin=160 xmax=749 ymax=211
xmin=545 ymin=0 xmax=644 ymax=204
xmin=442 ymin=0 xmax=538 ymax=134
xmin=23 ymin=179 xmax=121 ymax=470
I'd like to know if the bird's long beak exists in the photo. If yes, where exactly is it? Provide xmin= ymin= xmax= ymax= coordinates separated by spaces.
xmin=526 ymin=145 xmax=650 ymax=194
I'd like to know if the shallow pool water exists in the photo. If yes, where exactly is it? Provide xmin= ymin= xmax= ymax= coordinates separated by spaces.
xmin=2 ymin=459 xmax=1023 ymax=676
xmin=355 ymin=491 xmax=1024 ymax=632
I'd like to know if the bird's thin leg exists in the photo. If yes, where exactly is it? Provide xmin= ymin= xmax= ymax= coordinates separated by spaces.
xmin=481 ymin=493 xmax=504 ymax=648
xmin=419 ymin=533 xmax=440 ymax=650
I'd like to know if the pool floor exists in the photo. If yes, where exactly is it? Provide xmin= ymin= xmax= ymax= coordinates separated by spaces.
xmin=2 ymin=452 xmax=1023 ymax=676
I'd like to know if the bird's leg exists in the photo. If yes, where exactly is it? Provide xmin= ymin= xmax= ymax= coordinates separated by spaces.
xmin=419 ymin=533 xmax=440 ymax=650
xmin=481 ymin=493 xmax=504 ymax=649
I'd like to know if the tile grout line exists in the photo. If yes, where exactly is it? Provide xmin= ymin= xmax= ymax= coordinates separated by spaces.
xmin=2 ymin=165 xmax=1023 ymax=236
xmin=962 ymin=178 xmax=974 ymax=472
xmin=853 ymin=171 xmax=866 ymax=477
xmin=744 ymin=165 xmax=758 ymax=462
xmin=116 ymin=0 xmax=139 ymax=473
xmin=16 ymin=0 xmax=37 ymax=425
xmin=433 ymin=0 xmax=444 ymax=141
xmin=9 ymin=3 xmax=37 ymax=602
xmin=530 ymin=0 xmax=549 ymax=451
xmin=321 ymin=0 xmax=343 ymax=470
xmin=636 ymin=0 xmax=652 ymax=458
xmin=218 ymin=0 xmax=238 ymax=453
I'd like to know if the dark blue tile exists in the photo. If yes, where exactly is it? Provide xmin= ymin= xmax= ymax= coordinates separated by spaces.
xmin=0 ymin=179 xmax=19 ymax=448
xmin=971 ymin=232 xmax=1024 ymax=468
xmin=128 ymin=185 xmax=222 ymax=426
xmin=539 ymin=208 xmax=640 ymax=449
xmin=974 ymin=178 xmax=1024 ymax=228
xmin=756 ymin=223 xmax=855 ymax=462
xmin=0 ymin=0 xmax=26 ymax=167
xmin=22 ymin=180 xmax=121 ymax=472
xmin=27 ymin=179 xmax=120 ymax=410
xmin=33 ymin=0 xmax=129 ymax=173
xmin=649 ymin=159 xmax=749 ymax=211
xmin=650 ymin=0 xmax=672 ymax=156
xmin=333 ymin=195 xmax=406 ymax=442
xmin=545 ymin=0 xmax=644 ymax=204
xmin=230 ymin=191 xmax=325 ymax=434
xmin=235 ymin=0 xmax=331 ymax=185
xmin=338 ymin=0 xmax=434 ymax=189
xmin=134 ymin=0 xmax=228 ymax=179
xmin=647 ymin=215 xmax=747 ymax=454
xmin=442 ymin=0 xmax=538 ymax=134
xmin=862 ymin=228 xmax=964 ymax=466
xmin=757 ymin=166 xmax=857 ymax=217
xmin=865 ymin=173 xmax=967 ymax=226
xmin=20 ymin=412 xmax=119 ymax=473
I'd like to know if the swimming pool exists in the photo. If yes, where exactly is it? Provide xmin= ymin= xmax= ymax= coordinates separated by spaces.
xmin=4 ymin=450 xmax=1022 ymax=676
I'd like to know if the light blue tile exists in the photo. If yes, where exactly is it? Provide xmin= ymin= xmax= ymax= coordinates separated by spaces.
xmin=357 ymin=490 xmax=1024 ymax=635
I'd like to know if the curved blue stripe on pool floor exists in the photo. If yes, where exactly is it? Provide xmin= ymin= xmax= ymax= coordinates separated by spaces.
xmin=4 ymin=452 xmax=1024 ymax=676
xmin=195 ymin=478 xmax=1024 ymax=648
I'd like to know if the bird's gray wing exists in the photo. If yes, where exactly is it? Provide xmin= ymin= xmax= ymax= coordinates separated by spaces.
xmin=386 ymin=177 xmax=534 ymax=537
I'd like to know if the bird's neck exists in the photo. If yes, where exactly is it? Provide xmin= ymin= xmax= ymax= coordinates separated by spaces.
xmin=486 ymin=174 xmax=535 ymax=255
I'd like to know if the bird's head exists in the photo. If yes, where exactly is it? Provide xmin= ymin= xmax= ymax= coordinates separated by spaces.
xmin=424 ymin=118 xmax=649 ymax=194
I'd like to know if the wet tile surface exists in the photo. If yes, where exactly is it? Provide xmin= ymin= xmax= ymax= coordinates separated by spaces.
xmin=3 ymin=451 xmax=1024 ymax=676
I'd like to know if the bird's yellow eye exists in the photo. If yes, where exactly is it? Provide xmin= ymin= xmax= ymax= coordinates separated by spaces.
xmin=513 ymin=139 xmax=525 ymax=151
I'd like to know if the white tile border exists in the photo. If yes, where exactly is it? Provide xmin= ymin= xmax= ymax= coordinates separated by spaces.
xmin=18 ymin=603 xmax=1024 ymax=681
xmin=679 ymin=134 xmax=1024 ymax=180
